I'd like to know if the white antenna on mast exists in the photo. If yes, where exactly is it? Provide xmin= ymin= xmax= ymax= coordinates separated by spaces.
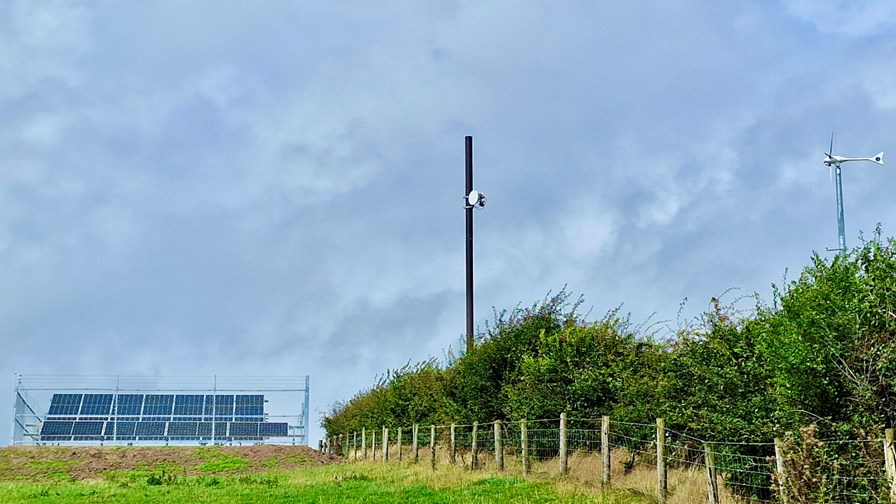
xmin=823 ymin=132 xmax=884 ymax=253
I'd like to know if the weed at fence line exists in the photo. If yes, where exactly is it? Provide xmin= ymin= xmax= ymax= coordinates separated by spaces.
xmin=775 ymin=425 xmax=888 ymax=504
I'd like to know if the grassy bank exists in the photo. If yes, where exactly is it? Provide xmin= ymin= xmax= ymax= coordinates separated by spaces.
xmin=0 ymin=460 xmax=652 ymax=503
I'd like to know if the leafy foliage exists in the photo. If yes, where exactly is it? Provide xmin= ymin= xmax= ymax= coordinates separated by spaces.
xmin=752 ymin=235 xmax=896 ymax=433
xmin=504 ymin=312 xmax=659 ymax=422
xmin=323 ymin=235 xmax=896 ymax=502
xmin=323 ymin=359 xmax=452 ymax=436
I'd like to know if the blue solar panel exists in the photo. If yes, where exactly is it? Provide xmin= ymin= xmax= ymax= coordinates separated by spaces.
xmin=259 ymin=422 xmax=288 ymax=437
xmin=167 ymin=421 xmax=198 ymax=437
xmin=135 ymin=421 xmax=166 ymax=437
xmin=80 ymin=394 xmax=113 ymax=416
xmin=72 ymin=421 xmax=104 ymax=439
xmin=104 ymin=421 xmax=137 ymax=438
xmin=214 ymin=395 xmax=234 ymax=419
xmin=234 ymin=395 xmax=264 ymax=421
xmin=203 ymin=395 xmax=215 ymax=417
xmin=115 ymin=394 xmax=144 ymax=416
xmin=48 ymin=394 xmax=82 ymax=416
xmin=41 ymin=420 xmax=74 ymax=436
xmin=173 ymin=395 xmax=204 ymax=419
xmin=41 ymin=392 xmax=290 ymax=443
xmin=142 ymin=395 xmax=174 ymax=416
xmin=235 ymin=395 xmax=263 ymax=405
xmin=229 ymin=422 xmax=259 ymax=437
xmin=197 ymin=421 xmax=230 ymax=437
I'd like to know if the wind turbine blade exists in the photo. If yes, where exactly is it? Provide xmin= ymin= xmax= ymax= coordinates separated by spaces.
xmin=829 ymin=132 xmax=834 ymax=156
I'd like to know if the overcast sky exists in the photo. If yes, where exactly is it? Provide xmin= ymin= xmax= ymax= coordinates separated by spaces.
xmin=3 ymin=1 xmax=896 ymax=446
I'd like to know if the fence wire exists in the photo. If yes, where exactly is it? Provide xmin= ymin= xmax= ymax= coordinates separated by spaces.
xmin=338 ymin=418 xmax=893 ymax=504
xmin=778 ymin=437 xmax=889 ymax=504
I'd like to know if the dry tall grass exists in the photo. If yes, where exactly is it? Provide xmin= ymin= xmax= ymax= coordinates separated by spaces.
xmin=345 ymin=443 xmax=761 ymax=503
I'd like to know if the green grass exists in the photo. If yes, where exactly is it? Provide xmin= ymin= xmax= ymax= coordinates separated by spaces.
xmin=194 ymin=450 xmax=247 ymax=473
xmin=0 ymin=461 xmax=651 ymax=503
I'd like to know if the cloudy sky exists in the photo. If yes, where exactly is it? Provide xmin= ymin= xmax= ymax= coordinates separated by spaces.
xmin=3 ymin=1 xmax=896 ymax=445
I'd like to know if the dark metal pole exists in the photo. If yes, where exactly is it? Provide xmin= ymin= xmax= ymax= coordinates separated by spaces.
xmin=465 ymin=136 xmax=474 ymax=353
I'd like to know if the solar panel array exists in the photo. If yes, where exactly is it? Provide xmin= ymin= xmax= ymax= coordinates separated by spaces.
xmin=40 ymin=393 xmax=288 ymax=442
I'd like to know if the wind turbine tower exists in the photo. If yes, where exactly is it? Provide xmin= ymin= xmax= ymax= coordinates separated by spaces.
xmin=823 ymin=134 xmax=884 ymax=253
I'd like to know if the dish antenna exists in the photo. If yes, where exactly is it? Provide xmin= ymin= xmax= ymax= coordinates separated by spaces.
xmin=467 ymin=189 xmax=487 ymax=208
xmin=823 ymin=133 xmax=884 ymax=253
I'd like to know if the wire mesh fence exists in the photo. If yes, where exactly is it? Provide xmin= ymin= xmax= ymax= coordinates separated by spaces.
xmin=821 ymin=439 xmax=888 ymax=503
xmin=706 ymin=440 xmax=775 ymax=503
xmin=334 ymin=417 xmax=896 ymax=504
xmin=775 ymin=433 xmax=892 ymax=504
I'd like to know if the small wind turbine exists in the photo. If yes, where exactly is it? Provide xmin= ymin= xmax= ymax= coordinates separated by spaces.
xmin=823 ymin=133 xmax=884 ymax=253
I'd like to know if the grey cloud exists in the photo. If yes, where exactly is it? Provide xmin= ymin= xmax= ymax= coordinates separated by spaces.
xmin=4 ymin=1 xmax=896 ymax=445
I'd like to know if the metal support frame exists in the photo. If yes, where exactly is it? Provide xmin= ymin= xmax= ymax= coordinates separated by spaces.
xmin=302 ymin=375 xmax=310 ymax=446
xmin=10 ymin=374 xmax=21 ymax=445
xmin=834 ymin=163 xmax=847 ymax=252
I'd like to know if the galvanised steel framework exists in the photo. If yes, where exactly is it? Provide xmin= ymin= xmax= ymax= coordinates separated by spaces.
xmin=11 ymin=374 xmax=310 ymax=446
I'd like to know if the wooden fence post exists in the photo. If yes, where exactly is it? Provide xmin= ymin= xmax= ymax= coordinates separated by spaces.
xmin=397 ymin=427 xmax=403 ymax=461
xmin=560 ymin=412 xmax=568 ymax=475
xmin=450 ymin=424 xmax=456 ymax=464
xmin=495 ymin=420 xmax=504 ymax=471
xmin=656 ymin=418 xmax=667 ymax=504
xmin=521 ymin=419 xmax=530 ymax=475
xmin=383 ymin=427 xmax=389 ymax=463
xmin=430 ymin=425 xmax=436 ymax=470
xmin=471 ymin=422 xmax=479 ymax=470
xmin=318 ymin=439 xmax=323 ymax=452
xmin=362 ymin=428 xmax=367 ymax=460
xmin=884 ymin=429 xmax=896 ymax=503
xmin=705 ymin=443 xmax=720 ymax=504
xmin=412 ymin=424 xmax=419 ymax=463
xmin=774 ymin=437 xmax=789 ymax=504
xmin=601 ymin=415 xmax=610 ymax=487
xmin=353 ymin=431 xmax=358 ymax=461
xmin=371 ymin=430 xmax=377 ymax=461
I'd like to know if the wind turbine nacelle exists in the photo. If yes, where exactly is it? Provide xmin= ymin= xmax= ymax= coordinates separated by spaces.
xmin=824 ymin=152 xmax=884 ymax=166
